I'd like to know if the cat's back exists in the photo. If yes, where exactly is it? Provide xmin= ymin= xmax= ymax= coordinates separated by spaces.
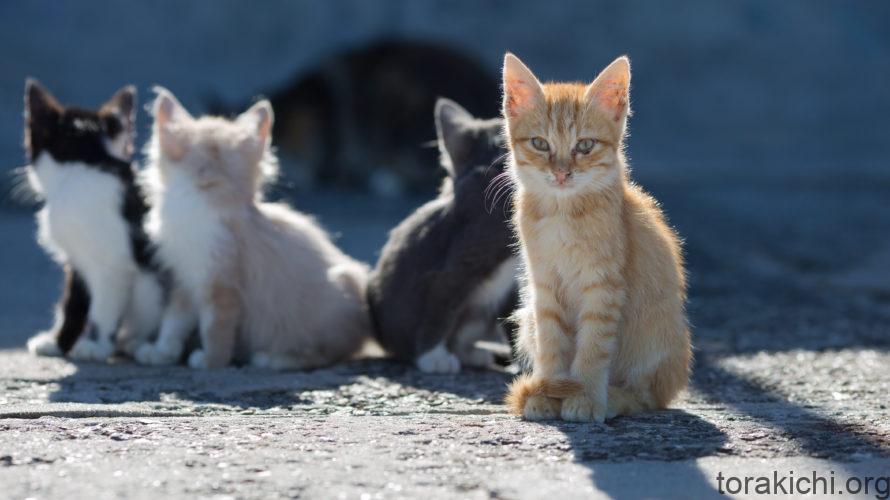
xmin=622 ymin=183 xmax=686 ymax=297
xmin=249 ymin=202 xmax=353 ymax=271
xmin=239 ymin=201 xmax=368 ymax=344
xmin=374 ymin=194 xmax=455 ymax=273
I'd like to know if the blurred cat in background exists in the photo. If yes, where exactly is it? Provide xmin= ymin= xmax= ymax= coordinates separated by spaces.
xmin=23 ymin=80 xmax=164 ymax=360
xmin=501 ymin=54 xmax=691 ymax=422
xmin=367 ymin=98 xmax=518 ymax=373
xmin=135 ymin=88 xmax=369 ymax=370
xmin=217 ymin=40 xmax=501 ymax=195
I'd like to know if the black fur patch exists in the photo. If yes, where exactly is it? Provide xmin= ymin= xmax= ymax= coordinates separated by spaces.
xmin=55 ymin=266 xmax=90 ymax=354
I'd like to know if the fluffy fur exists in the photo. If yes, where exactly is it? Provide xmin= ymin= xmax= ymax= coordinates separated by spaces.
xmin=23 ymin=80 xmax=163 ymax=361
xmin=502 ymin=54 xmax=692 ymax=422
xmin=366 ymin=98 xmax=517 ymax=373
xmin=135 ymin=88 xmax=369 ymax=370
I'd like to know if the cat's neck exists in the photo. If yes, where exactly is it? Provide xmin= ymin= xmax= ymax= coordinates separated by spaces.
xmin=518 ymin=180 xmax=624 ymax=223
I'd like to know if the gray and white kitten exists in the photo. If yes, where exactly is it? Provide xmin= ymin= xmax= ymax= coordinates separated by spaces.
xmin=23 ymin=80 xmax=164 ymax=361
xmin=367 ymin=98 xmax=518 ymax=373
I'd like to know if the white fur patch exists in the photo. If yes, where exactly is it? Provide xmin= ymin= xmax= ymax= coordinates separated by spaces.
xmin=148 ymin=167 xmax=225 ymax=300
xmin=416 ymin=342 xmax=461 ymax=374
xmin=134 ymin=297 xmax=197 ymax=366
xmin=26 ymin=331 xmax=62 ymax=357
xmin=30 ymin=154 xmax=132 ymax=272
xmin=471 ymin=256 xmax=519 ymax=312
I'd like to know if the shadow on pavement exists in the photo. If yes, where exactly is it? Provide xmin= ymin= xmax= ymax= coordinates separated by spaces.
xmin=536 ymin=410 xmax=728 ymax=498
xmin=45 ymin=359 xmax=361 ymax=410
xmin=692 ymin=353 xmax=890 ymax=460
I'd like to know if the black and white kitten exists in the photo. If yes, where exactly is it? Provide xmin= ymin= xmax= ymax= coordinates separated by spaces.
xmin=24 ymin=80 xmax=164 ymax=361
xmin=367 ymin=98 xmax=518 ymax=373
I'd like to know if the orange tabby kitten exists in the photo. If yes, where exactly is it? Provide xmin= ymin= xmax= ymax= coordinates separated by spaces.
xmin=502 ymin=54 xmax=691 ymax=422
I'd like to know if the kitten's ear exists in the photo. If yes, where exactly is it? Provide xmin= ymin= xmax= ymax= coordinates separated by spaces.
xmin=152 ymin=86 xmax=192 ymax=161
xmin=24 ymin=79 xmax=61 ymax=158
xmin=237 ymin=100 xmax=274 ymax=145
xmin=25 ymin=79 xmax=61 ymax=124
xmin=435 ymin=97 xmax=474 ymax=177
xmin=153 ymin=86 xmax=192 ymax=125
xmin=101 ymin=85 xmax=136 ymax=124
xmin=100 ymin=86 xmax=137 ymax=159
xmin=502 ymin=53 xmax=544 ymax=119
xmin=584 ymin=56 xmax=631 ymax=123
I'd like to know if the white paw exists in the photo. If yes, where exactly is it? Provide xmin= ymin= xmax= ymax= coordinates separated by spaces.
xmin=416 ymin=344 xmax=461 ymax=374
xmin=187 ymin=349 xmax=207 ymax=369
xmin=27 ymin=331 xmax=62 ymax=357
xmin=134 ymin=342 xmax=181 ymax=366
xmin=68 ymin=338 xmax=114 ymax=362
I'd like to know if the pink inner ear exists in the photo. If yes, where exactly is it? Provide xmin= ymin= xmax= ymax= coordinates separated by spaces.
xmin=505 ymin=78 xmax=537 ymax=118
xmin=591 ymin=79 xmax=629 ymax=122
xmin=258 ymin=117 xmax=272 ymax=142
xmin=159 ymin=125 xmax=187 ymax=161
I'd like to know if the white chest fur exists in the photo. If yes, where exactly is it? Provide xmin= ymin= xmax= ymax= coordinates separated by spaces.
xmin=29 ymin=154 xmax=133 ymax=278
xmin=472 ymin=256 xmax=519 ymax=312
xmin=148 ymin=169 xmax=225 ymax=298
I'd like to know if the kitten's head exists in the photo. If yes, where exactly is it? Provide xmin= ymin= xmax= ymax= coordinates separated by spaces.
xmin=502 ymin=54 xmax=631 ymax=196
xmin=150 ymin=87 xmax=277 ymax=204
xmin=435 ymin=97 xmax=505 ymax=182
xmin=24 ymin=79 xmax=136 ymax=165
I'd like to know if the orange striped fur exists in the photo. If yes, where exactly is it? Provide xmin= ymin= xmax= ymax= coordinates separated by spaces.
xmin=502 ymin=54 xmax=692 ymax=422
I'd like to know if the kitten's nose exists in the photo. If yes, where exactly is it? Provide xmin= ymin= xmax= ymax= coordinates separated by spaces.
xmin=554 ymin=170 xmax=572 ymax=184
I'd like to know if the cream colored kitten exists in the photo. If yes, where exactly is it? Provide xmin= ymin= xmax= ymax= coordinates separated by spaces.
xmin=134 ymin=88 xmax=369 ymax=370
xmin=502 ymin=54 xmax=691 ymax=422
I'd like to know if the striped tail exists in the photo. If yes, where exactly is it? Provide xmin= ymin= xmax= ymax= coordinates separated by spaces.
xmin=505 ymin=373 xmax=584 ymax=415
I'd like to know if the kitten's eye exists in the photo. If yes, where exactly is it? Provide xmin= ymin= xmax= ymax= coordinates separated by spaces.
xmin=530 ymin=137 xmax=550 ymax=152
xmin=575 ymin=138 xmax=596 ymax=154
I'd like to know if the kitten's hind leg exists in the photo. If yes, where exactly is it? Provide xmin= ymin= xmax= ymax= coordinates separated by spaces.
xmin=28 ymin=267 xmax=90 ymax=357
xmin=68 ymin=271 xmax=130 ymax=362
xmin=451 ymin=316 xmax=499 ymax=369
xmin=188 ymin=281 xmax=240 ymax=370
xmin=134 ymin=288 xmax=196 ymax=366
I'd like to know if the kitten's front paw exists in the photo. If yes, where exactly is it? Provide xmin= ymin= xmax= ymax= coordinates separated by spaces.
xmin=523 ymin=394 xmax=561 ymax=421
xmin=68 ymin=338 xmax=114 ymax=362
xmin=561 ymin=394 xmax=605 ymax=423
xmin=187 ymin=349 xmax=207 ymax=369
xmin=27 ymin=331 xmax=62 ymax=357
xmin=416 ymin=345 xmax=461 ymax=374
xmin=134 ymin=342 xmax=181 ymax=366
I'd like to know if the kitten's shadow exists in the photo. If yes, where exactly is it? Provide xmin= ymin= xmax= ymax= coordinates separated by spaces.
xmin=535 ymin=410 xmax=728 ymax=498
xmin=376 ymin=361 xmax=731 ymax=497
xmin=45 ymin=357 xmax=512 ymax=412
xmin=46 ymin=358 xmax=366 ymax=410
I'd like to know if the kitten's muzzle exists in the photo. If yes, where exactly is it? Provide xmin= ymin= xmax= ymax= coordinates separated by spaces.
xmin=551 ymin=168 xmax=573 ymax=187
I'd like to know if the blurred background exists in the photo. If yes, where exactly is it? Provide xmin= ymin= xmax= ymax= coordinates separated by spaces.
xmin=1 ymin=1 xmax=888 ymax=349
